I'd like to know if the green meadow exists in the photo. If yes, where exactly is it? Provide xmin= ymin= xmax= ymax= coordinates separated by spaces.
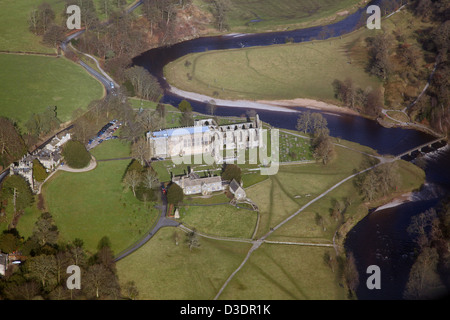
xmin=0 ymin=0 xmax=65 ymax=53
xmin=196 ymin=0 xmax=362 ymax=33
xmin=116 ymin=137 xmax=425 ymax=299
xmin=165 ymin=26 xmax=382 ymax=102
xmin=0 ymin=54 xmax=104 ymax=129
xmin=40 ymin=140 xmax=158 ymax=254
xmin=116 ymin=227 xmax=252 ymax=300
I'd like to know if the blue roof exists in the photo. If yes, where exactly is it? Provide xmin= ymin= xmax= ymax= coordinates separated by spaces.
xmin=150 ymin=126 xmax=210 ymax=138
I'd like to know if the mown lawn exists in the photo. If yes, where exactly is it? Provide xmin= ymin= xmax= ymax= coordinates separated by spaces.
xmin=179 ymin=204 xmax=258 ymax=239
xmin=42 ymin=159 xmax=159 ymax=254
xmin=164 ymin=26 xmax=382 ymax=102
xmin=218 ymin=244 xmax=346 ymax=300
xmin=116 ymin=227 xmax=252 ymax=300
xmin=0 ymin=54 xmax=104 ymax=129
xmin=90 ymin=139 xmax=131 ymax=161
xmin=247 ymin=145 xmax=376 ymax=239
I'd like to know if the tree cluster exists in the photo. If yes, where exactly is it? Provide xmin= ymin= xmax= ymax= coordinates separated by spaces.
xmin=373 ymin=0 xmax=450 ymax=135
xmin=209 ymin=0 xmax=231 ymax=31
xmin=296 ymin=112 xmax=335 ymax=165
xmin=122 ymin=159 xmax=160 ymax=203
xmin=125 ymin=66 xmax=163 ymax=101
xmin=409 ymin=2 xmax=450 ymax=135
xmin=0 ymin=213 xmax=129 ymax=300
xmin=403 ymin=196 xmax=450 ymax=299
xmin=0 ymin=118 xmax=27 ymax=170
xmin=332 ymin=78 xmax=383 ymax=117
xmin=357 ymin=162 xmax=400 ymax=202
xmin=25 ymin=106 xmax=61 ymax=139
xmin=0 ymin=175 xmax=34 ymax=221
xmin=166 ymin=182 xmax=184 ymax=206
xmin=28 ymin=2 xmax=66 ymax=49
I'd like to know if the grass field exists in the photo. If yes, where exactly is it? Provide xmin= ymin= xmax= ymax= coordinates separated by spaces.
xmin=195 ymin=0 xmax=363 ymax=33
xmin=179 ymin=204 xmax=258 ymax=239
xmin=116 ymin=227 xmax=252 ymax=299
xmin=90 ymin=138 xmax=131 ymax=160
xmin=0 ymin=54 xmax=104 ymax=129
xmin=246 ymin=145 xmax=374 ymax=240
xmin=267 ymin=159 xmax=425 ymax=243
xmin=0 ymin=0 xmax=65 ymax=53
xmin=164 ymin=26 xmax=382 ymax=102
xmin=218 ymin=243 xmax=345 ymax=299
xmin=42 ymin=158 xmax=158 ymax=254
xmin=116 ymin=134 xmax=426 ymax=299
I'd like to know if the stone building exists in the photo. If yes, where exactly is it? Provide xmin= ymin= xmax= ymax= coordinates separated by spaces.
xmin=147 ymin=115 xmax=262 ymax=160
xmin=9 ymin=132 xmax=70 ymax=193
xmin=172 ymin=169 xmax=224 ymax=196
xmin=229 ymin=179 xmax=246 ymax=200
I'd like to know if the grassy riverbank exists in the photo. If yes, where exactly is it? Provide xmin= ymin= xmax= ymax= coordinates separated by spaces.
xmin=164 ymin=25 xmax=382 ymax=103
xmin=194 ymin=0 xmax=364 ymax=34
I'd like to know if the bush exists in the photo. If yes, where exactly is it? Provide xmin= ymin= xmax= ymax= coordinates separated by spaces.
xmin=62 ymin=140 xmax=91 ymax=169
xmin=32 ymin=159 xmax=48 ymax=182
xmin=167 ymin=183 xmax=184 ymax=205
xmin=222 ymin=164 xmax=242 ymax=183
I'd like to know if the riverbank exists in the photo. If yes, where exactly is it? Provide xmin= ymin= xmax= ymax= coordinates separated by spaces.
xmin=168 ymin=86 xmax=295 ymax=113
xmin=169 ymin=83 xmax=446 ymax=142
xmin=334 ymin=159 xmax=426 ymax=250
xmin=258 ymin=98 xmax=360 ymax=116
xmin=194 ymin=0 xmax=369 ymax=35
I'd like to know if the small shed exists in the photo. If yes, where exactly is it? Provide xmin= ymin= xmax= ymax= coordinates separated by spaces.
xmin=229 ymin=179 xmax=246 ymax=200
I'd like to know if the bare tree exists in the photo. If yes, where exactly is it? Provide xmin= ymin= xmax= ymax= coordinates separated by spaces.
xmin=211 ymin=0 xmax=231 ymax=31
xmin=123 ymin=170 xmax=142 ymax=197
xmin=142 ymin=169 xmax=159 ymax=190
xmin=206 ymin=100 xmax=217 ymax=116
xmin=32 ymin=212 xmax=59 ymax=247
xmin=131 ymin=137 xmax=152 ymax=165
xmin=27 ymin=255 xmax=58 ymax=290
xmin=344 ymin=252 xmax=360 ymax=298
xmin=83 ymin=264 xmax=120 ymax=299
xmin=123 ymin=281 xmax=139 ymax=300
xmin=312 ymin=131 xmax=334 ymax=164
xmin=403 ymin=247 xmax=443 ymax=299
xmin=125 ymin=66 xmax=163 ymax=101
xmin=186 ymin=229 xmax=200 ymax=251
xmin=296 ymin=111 xmax=312 ymax=134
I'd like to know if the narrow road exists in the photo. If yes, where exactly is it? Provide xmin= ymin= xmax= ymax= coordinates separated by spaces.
xmin=114 ymin=186 xmax=180 ymax=262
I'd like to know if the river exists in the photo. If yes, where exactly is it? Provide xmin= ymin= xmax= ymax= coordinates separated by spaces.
xmin=132 ymin=0 xmax=449 ymax=299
